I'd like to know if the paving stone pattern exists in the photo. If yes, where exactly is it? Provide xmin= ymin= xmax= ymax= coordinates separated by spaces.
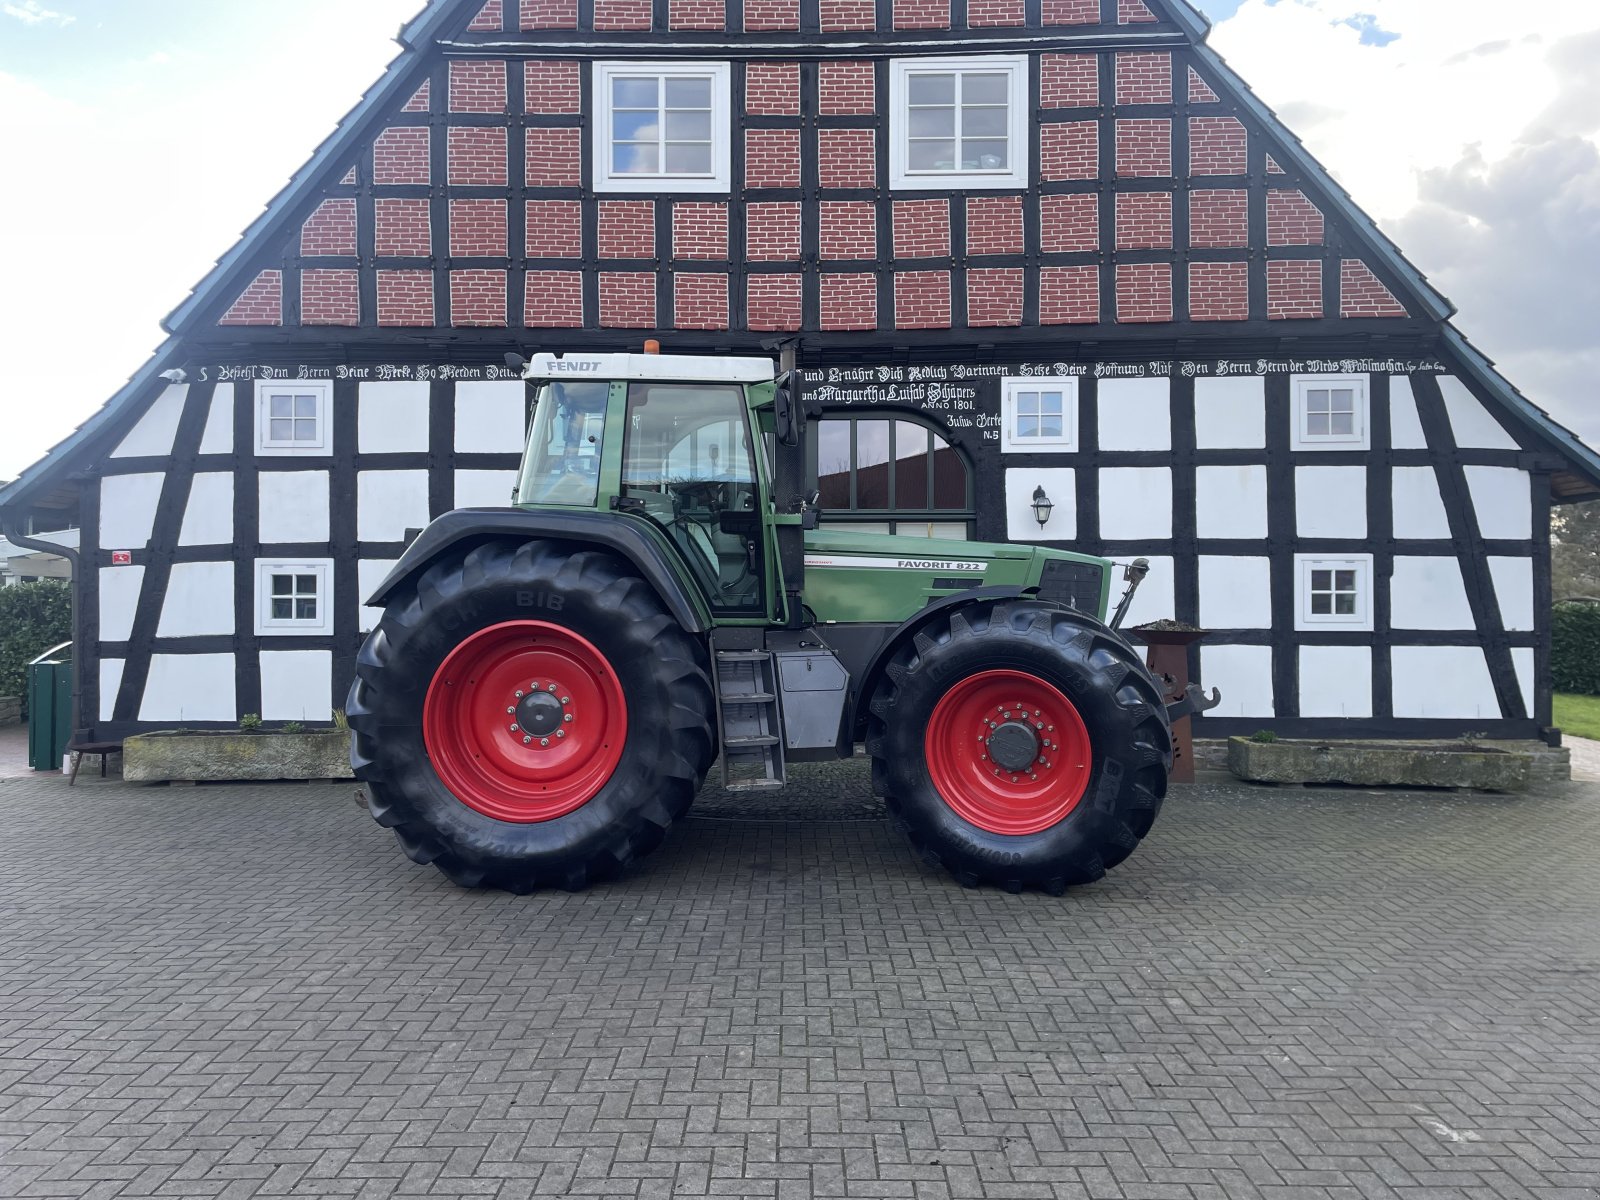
xmin=2 ymin=764 xmax=1599 ymax=1199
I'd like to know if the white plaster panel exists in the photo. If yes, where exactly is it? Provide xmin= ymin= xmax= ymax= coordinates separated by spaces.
xmin=97 ymin=566 xmax=145 ymax=643
xmin=1118 ymin=555 xmax=1174 ymax=628
xmin=1439 ymin=375 xmax=1519 ymax=449
xmin=140 ymin=654 xmax=237 ymax=723
xmin=1512 ymin=647 xmax=1535 ymax=717
xmin=1465 ymin=467 xmax=1531 ymax=540
xmin=1389 ymin=377 xmax=1427 ymax=450
xmin=198 ymin=384 xmax=235 ymax=455
xmin=178 ymin=473 xmax=234 ymax=547
xmin=260 ymin=650 xmax=333 ymax=722
xmin=1295 ymin=466 xmax=1367 ymax=539
xmin=358 ymin=470 xmax=432 ymax=542
xmin=1389 ymin=557 xmax=1475 ymax=631
xmin=258 ymin=472 xmax=331 ymax=544
xmin=1298 ymin=645 xmax=1373 ymax=719
xmin=99 ymin=473 xmax=164 ymax=549
xmin=1195 ymin=466 xmax=1268 ymax=540
xmin=1391 ymin=646 xmax=1499 ymax=719
xmin=454 ymin=469 xmax=519 ymax=510
xmin=1096 ymin=378 xmax=1171 ymax=452
xmin=359 ymin=381 xmax=432 ymax=454
xmin=358 ymin=559 xmax=400 ymax=632
xmin=1391 ymin=468 xmax=1450 ymax=539
xmin=454 ymin=381 xmax=527 ymax=453
xmin=1197 ymin=556 xmax=1271 ymax=629
xmin=1193 ymin=377 xmax=1265 ymax=450
xmin=1098 ymin=468 xmax=1172 ymax=541
xmin=112 ymin=384 xmax=187 ymax=458
xmin=1004 ymin=469 xmax=1076 ymax=541
xmin=157 ymin=562 xmax=235 ymax=637
xmin=1200 ymin=645 xmax=1274 ymax=718
xmin=98 ymin=658 xmax=125 ymax=723
xmin=1488 ymin=556 xmax=1535 ymax=632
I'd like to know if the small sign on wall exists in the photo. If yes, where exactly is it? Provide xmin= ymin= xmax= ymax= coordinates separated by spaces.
xmin=111 ymin=551 xmax=132 ymax=566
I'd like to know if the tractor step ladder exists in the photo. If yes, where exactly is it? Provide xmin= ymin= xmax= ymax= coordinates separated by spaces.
xmin=712 ymin=650 xmax=786 ymax=791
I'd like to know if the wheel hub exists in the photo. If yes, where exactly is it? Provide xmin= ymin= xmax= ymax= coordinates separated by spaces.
xmin=516 ymin=689 xmax=565 ymax=738
xmin=986 ymin=720 xmax=1039 ymax=772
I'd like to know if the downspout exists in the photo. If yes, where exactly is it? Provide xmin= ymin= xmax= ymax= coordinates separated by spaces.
xmin=2 ymin=516 xmax=84 ymax=739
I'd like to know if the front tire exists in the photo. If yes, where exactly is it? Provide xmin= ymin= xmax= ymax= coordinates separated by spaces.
xmin=346 ymin=540 xmax=715 ymax=892
xmin=867 ymin=600 xmax=1172 ymax=893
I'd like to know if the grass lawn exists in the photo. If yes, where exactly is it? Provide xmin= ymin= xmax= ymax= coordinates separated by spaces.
xmin=1554 ymin=693 xmax=1600 ymax=741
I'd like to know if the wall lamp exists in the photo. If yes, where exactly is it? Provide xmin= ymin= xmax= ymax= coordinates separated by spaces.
xmin=1031 ymin=485 xmax=1054 ymax=530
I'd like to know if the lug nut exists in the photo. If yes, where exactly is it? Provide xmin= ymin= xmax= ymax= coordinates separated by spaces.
xmin=560 ymin=696 xmax=570 ymax=705
xmin=506 ymin=707 xmax=515 ymax=714
xmin=556 ymin=730 xmax=565 ymax=739
xmin=515 ymin=691 xmax=524 ymax=699
xmin=510 ymin=724 xmax=519 ymax=732
xmin=523 ymin=736 xmax=532 ymax=745
xmin=564 ymin=714 xmax=573 ymax=723
xmin=548 ymin=685 xmax=558 ymax=693
xmin=540 ymin=738 xmax=550 ymax=747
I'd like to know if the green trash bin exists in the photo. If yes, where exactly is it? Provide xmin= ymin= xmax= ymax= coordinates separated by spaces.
xmin=27 ymin=644 xmax=73 ymax=773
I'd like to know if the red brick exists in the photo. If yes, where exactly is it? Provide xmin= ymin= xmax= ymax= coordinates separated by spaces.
xmin=1040 ymin=54 xmax=1097 ymax=108
xmin=449 ymin=198 xmax=508 ymax=258
xmin=1115 ymin=191 xmax=1172 ymax=250
xmin=966 ymin=195 xmax=1023 ymax=256
xmin=819 ymin=61 xmax=875 ymax=115
xmin=895 ymin=271 xmax=950 ymax=329
xmin=374 ymin=127 xmax=430 ymax=186
xmin=448 ymin=127 xmax=508 ymax=186
xmin=967 ymin=268 xmax=1022 ymax=326
xmin=820 ymin=0 xmax=874 ymax=28
xmin=526 ymin=127 xmax=581 ymax=187
xmin=1039 ymin=122 xmax=1099 ymax=181
xmin=747 ymin=274 xmax=803 ymax=331
xmin=375 ymin=199 xmax=432 ymax=257
xmin=1118 ymin=0 xmax=1156 ymax=21
xmin=745 ymin=129 xmax=801 ymax=188
xmin=1039 ymin=265 xmax=1098 ymax=324
xmin=1267 ymin=259 xmax=1322 ymax=320
xmin=449 ymin=60 xmax=508 ymax=113
xmin=1266 ymin=154 xmax=1285 ymax=175
xmin=746 ymin=202 xmax=802 ymax=260
xmin=1116 ymin=52 xmax=1171 ymax=106
xmin=893 ymin=0 xmax=949 ymax=28
xmin=1189 ymin=261 xmax=1248 ymax=322
xmin=669 ymin=0 xmax=725 ymax=28
xmin=746 ymin=63 xmax=800 ymax=115
xmin=594 ymin=0 xmax=651 ymax=27
xmin=1039 ymin=193 xmax=1099 ymax=253
xmin=1041 ymin=0 xmax=1096 ymax=23
xmin=598 ymin=200 xmax=656 ymax=259
xmin=1188 ymin=68 xmax=1220 ymax=104
xmin=599 ymin=273 xmax=657 ymax=327
xmin=340 ymin=166 xmax=358 ymax=186
xmin=1188 ymin=190 xmax=1248 ymax=249
xmin=745 ymin=0 xmax=799 ymax=29
xmin=526 ymin=62 xmax=580 ymax=113
xmin=1116 ymin=119 xmax=1171 ymax=177
xmin=820 ymin=273 xmax=877 ymax=330
xmin=521 ymin=0 xmax=576 ymax=27
xmin=403 ymin=82 xmax=430 ymax=114
xmin=302 ymin=269 xmax=360 ymax=326
xmin=966 ymin=0 xmax=1022 ymax=26
xmin=1267 ymin=189 xmax=1325 ymax=246
xmin=818 ymin=129 xmax=877 ymax=189
xmin=525 ymin=271 xmax=584 ymax=327
xmin=674 ymin=273 xmax=729 ymax=329
xmin=1116 ymin=262 xmax=1172 ymax=323
xmin=1190 ymin=116 xmax=1248 ymax=176
xmin=467 ymin=0 xmax=503 ymax=30
xmin=672 ymin=203 xmax=729 ymax=260
xmin=820 ymin=201 xmax=877 ymax=260
xmin=301 ymin=199 xmax=357 ymax=257
xmin=451 ymin=269 xmax=508 ymax=326
xmin=893 ymin=199 xmax=949 ymax=258
xmin=378 ymin=271 xmax=436 ymax=326
xmin=526 ymin=200 xmax=583 ymax=258
xmin=1341 ymin=260 xmax=1407 ymax=318
xmin=219 ymin=270 xmax=283 ymax=326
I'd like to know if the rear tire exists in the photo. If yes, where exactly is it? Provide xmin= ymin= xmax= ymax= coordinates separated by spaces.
xmin=867 ymin=600 xmax=1171 ymax=892
xmin=347 ymin=540 xmax=714 ymax=892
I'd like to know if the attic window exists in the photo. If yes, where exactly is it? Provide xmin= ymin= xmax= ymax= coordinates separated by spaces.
xmin=593 ymin=62 xmax=732 ymax=194
xmin=256 ymin=380 xmax=332 ymax=457
xmin=1291 ymin=374 xmax=1369 ymax=451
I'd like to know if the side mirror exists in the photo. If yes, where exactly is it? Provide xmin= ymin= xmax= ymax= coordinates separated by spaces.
xmin=773 ymin=373 xmax=802 ymax=447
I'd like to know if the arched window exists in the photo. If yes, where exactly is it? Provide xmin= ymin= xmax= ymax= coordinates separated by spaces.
xmin=810 ymin=414 xmax=975 ymax=540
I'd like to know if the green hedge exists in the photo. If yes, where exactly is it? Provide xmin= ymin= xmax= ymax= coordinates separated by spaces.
xmin=0 ymin=580 xmax=71 ymax=714
xmin=1552 ymin=600 xmax=1600 ymax=695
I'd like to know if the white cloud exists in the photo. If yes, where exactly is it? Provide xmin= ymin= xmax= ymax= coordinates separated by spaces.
xmin=2 ymin=1 xmax=74 ymax=25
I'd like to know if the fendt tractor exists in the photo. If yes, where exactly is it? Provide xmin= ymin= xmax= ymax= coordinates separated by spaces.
xmin=349 ymin=350 xmax=1215 ymax=894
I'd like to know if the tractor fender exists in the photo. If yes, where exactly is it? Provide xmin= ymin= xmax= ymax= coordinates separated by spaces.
xmin=847 ymin=585 xmax=1028 ymax=741
xmin=366 ymin=508 xmax=709 ymax=633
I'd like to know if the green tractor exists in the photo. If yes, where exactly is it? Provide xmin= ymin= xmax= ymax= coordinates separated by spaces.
xmin=348 ymin=352 xmax=1212 ymax=893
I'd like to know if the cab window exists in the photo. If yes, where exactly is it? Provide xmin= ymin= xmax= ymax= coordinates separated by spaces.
xmin=518 ymin=381 xmax=609 ymax=507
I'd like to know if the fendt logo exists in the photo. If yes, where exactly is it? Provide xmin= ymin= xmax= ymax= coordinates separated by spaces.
xmin=546 ymin=360 xmax=602 ymax=373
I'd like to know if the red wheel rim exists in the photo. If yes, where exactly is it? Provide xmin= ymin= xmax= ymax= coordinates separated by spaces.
xmin=924 ymin=669 xmax=1093 ymax=836
xmin=423 ymin=620 xmax=627 ymax=823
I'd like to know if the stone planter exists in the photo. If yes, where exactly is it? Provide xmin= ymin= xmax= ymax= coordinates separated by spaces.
xmin=1227 ymin=737 xmax=1532 ymax=793
xmin=124 ymin=730 xmax=353 ymax=783
xmin=0 ymin=695 xmax=20 ymax=727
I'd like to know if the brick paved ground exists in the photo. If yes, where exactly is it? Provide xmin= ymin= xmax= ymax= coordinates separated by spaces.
xmin=1 ymin=763 xmax=1598 ymax=1199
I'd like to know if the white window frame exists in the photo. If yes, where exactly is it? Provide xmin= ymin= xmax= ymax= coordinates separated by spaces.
xmin=255 ymin=380 xmax=332 ymax=457
xmin=1291 ymin=374 xmax=1369 ymax=451
xmin=1295 ymin=553 xmax=1373 ymax=631
xmin=1000 ymin=377 xmax=1078 ymax=452
xmin=255 ymin=559 xmax=335 ymax=637
xmin=592 ymin=61 xmax=732 ymax=194
xmin=889 ymin=55 xmax=1029 ymax=191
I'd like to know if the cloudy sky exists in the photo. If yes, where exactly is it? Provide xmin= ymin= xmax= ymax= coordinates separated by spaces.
xmin=0 ymin=0 xmax=1595 ymax=481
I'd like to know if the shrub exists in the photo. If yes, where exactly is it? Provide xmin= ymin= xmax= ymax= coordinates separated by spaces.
xmin=239 ymin=713 xmax=264 ymax=733
xmin=0 ymin=579 xmax=72 ymax=716
xmin=1249 ymin=730 xmax=1278 ymax=743
xmin=1552 ymin=600 xmax=1600 ymax=695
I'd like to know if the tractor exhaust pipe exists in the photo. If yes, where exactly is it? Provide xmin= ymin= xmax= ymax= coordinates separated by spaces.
xmin=1108 ymin=558 xmax=1150 ymax=631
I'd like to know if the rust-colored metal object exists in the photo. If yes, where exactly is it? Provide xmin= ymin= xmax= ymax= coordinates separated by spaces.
xmin=1133 ymin=628 xmax=1209 ymax=784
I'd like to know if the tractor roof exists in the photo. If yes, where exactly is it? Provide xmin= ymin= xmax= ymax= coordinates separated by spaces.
xmin=523 ymin=353 xmax=776 ymax=384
